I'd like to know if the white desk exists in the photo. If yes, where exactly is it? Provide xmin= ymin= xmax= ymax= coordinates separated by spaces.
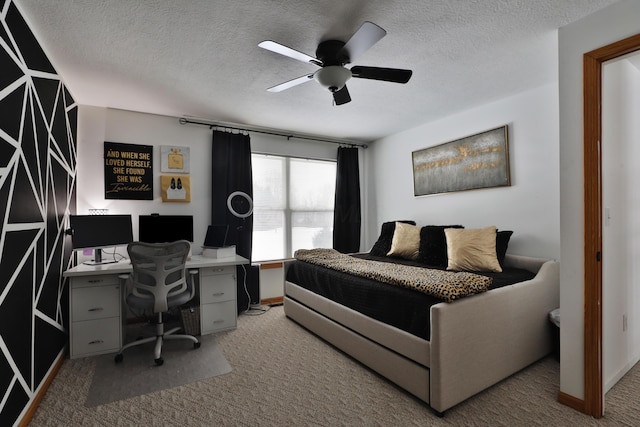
xmin=64 ymin=254 xmax=249 ymax=359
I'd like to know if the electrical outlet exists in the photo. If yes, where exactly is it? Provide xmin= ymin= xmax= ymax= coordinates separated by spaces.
xmin=623 ymin=314 xmax=627 ymax=332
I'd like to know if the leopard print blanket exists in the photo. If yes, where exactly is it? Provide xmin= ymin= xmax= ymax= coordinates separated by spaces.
xmin=294 ymin=248 xmax=492 ymax=303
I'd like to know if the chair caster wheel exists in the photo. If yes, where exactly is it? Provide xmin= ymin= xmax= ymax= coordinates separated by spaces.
xmin=114 ymin=354 xmax=123 ymax=363
xmin=155 ymin=357 xmax=164 ymax=366
xmin=194 ymin=342 xmax=201 ymax=349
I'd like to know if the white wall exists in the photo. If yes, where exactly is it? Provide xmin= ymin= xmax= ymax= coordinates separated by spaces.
xmin=602 ymin=57 xmax=640 ymax=392
xmin=558 ymin=0 xmax=640 ymax=401
xmin=367 ymin=83 xmax=560 ymax=259
xmin=77 ymin=107 xmax=213 ymax=257
xmin=77 ymin=106 xmax=353 ymax=258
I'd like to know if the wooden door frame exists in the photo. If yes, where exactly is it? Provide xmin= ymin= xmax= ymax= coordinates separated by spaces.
xmin=583 ymin=33 xmax=640 ymax=418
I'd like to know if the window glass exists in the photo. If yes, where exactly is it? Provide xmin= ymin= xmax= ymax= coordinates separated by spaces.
xmin=290 ymin=159 xmax=336 ymax=210
xmin=292 ymin=211 xmax=334 ymax=253
xmin=251 ymin=154 xmax=335 ymax=261
xmin=252 ymin=209 xmax=286 ymax=261
xmin=252 ymin=156 xmax=285 ymax=209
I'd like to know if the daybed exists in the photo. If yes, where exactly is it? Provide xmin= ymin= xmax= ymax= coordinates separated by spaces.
xmin=283 ymin=222 xmax=559 ymax=415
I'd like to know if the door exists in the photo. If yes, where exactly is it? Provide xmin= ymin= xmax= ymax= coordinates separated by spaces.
xmin=583 ymin=33 xmax=640 ymax=418
xmin=602 ymin=51 xmax=640 ymax=397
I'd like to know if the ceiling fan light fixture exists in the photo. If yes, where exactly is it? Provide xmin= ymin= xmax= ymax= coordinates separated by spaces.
xmin=314 ymin=66 xmax=352 ymax=93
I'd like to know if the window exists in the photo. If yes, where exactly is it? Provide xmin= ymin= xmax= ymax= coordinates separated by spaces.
xmin=252 ymin=154 xmax=336 ymax=261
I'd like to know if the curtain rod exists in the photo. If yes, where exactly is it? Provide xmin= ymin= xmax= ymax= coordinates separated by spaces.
xmin=178 ymin=117 xmax=368 ymax=149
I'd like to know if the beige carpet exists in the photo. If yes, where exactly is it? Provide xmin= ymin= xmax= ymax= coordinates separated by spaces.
xmin=31 ymin=305 xmax=640 ymax=426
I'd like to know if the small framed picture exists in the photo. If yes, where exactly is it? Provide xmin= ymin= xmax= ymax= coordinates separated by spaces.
xmin=161 ymin=146 xmax=190 ymax=173
xmin=161 ymin=175 xmax=191 ymax=202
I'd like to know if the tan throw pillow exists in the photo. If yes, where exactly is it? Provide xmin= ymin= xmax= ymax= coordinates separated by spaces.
xmin=387 ymin=222 xmax=421 ymax=260
xmin=445 ymin=226 xmax=502 ymax=272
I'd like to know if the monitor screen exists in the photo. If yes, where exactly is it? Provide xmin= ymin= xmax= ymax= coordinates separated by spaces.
xmin=138 ymin=215 xmax=194 ymax=243
xmin=69 ymin=214 xmax=134 ymax=250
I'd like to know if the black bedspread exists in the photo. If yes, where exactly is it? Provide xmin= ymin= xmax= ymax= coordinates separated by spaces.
xmin=285 ymin=253 xmax=536 ymax=340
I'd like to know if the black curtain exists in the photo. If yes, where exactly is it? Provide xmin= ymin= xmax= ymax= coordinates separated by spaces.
xmin=333 ymin=147 xmax=361 ymax=253
xmin=211 ymin=130 xmax=253 ymax=258
xmin=211 ymin=131 xmax=254 ymax=312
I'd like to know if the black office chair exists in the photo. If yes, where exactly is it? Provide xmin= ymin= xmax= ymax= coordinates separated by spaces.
xmin=114 ymin=240 xmax=200 ymax=366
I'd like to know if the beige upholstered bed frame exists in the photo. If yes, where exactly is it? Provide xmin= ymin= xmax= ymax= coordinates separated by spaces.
xmin=283 ymin=254 xmax=559 ymax=415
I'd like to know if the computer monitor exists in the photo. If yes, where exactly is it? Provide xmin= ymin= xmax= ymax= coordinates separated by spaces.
xmin=69 ymin=214 xmax=134 ymax=265
xmin=138 ymin=215 xmax=194 ymax=244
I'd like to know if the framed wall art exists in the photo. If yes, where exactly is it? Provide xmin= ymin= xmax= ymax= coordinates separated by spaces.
xmin=104 ymin=141 xmax=153 ymax=200
xmin=160 ymin=145 xmax=190 ymax=173
xmin=412 ymin=125 xmax=510 ymax=197
xmin=161 ymin=175 xmax=191 ymax=202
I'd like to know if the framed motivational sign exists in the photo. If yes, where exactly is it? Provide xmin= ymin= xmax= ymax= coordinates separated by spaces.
xmin=104 ymin=141 xmax=153 ymax=200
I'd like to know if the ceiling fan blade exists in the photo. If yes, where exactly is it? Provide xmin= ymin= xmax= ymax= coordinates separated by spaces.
xmin=267 ymin=74 xmax=314 ymax=92
xmin=339 ymin=21 xmax=386 ymax=63
xmin=259 ymin=41 xmax=322 ymax=66
xmin=333 ymin=85 xmax=351 ymax=105
xmin=350 ymin=66 xmax=412 ymax=83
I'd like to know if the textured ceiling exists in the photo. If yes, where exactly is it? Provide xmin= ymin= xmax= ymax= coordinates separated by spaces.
xmin=16 ymin=0 xmax=619 ymax=143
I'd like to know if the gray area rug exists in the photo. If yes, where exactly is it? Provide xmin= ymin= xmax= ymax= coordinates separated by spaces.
xmin=85 ymin=332 xmax=231 ymax=407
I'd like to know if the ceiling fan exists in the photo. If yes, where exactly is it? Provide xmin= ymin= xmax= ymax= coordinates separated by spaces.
xmin=258 ymin=21 xmax=413 ymax=105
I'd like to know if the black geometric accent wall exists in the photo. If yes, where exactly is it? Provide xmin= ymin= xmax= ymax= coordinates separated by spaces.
xmin=0 ymin=1 xmax=76 ymax=424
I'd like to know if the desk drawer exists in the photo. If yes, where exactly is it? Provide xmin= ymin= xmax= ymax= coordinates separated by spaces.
xmin=70 ymin=274 xmax=119 ymax=288
xmin=201 ymin=300 xmax=237 ymax=334
xmin=200 ymin=265 xmax=235 ymax=277
xmin=72 ymin=285 xmax=120 ymax=321
xmin=200 ymin=276 xmax=235 ymax=304
xmin=71 ymin=317 xmax=120 ymax=358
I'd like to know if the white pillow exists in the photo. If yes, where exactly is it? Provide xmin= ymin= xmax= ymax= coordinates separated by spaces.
xmin=387 ymin=222 xmax=421 ymax=260
xmin=445 ymin=226 xmax=502 ymax=272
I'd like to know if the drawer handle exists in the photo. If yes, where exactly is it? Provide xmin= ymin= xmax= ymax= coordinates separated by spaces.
xmin=213 ymin=320 xmax=225 ymax=324
xmin=88 ymin=279 xmax=103 ymax=284
xmin=88 ymin=340 xmax=104 ymax=345
xmin=212 ymin=292 xmax=225 ymax=297
xmin=88 ymin=307 xmax=104 ymax=312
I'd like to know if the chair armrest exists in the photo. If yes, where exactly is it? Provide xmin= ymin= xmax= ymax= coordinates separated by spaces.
xmin=188 ymin=269 xmax=199 ymax=299
xmin=118 ymin=273 xmax=132 ymax=297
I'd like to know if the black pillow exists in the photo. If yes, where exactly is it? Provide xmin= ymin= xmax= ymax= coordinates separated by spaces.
xmin=369 ymin=220 xmax=416 ymax=257
xmin=417 ymin=225 xmax=464 ymax=267
xmin=496 ymin=230 xmax=513 ymax=267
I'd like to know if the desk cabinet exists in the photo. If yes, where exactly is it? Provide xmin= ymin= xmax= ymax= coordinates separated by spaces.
xmin=69 ymin=275 xmax=122 ymax=359
xmin=200 ymin=265 xmax=237 ymax=334
xmin=64 ymin=255 xmax=248 ymax=359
